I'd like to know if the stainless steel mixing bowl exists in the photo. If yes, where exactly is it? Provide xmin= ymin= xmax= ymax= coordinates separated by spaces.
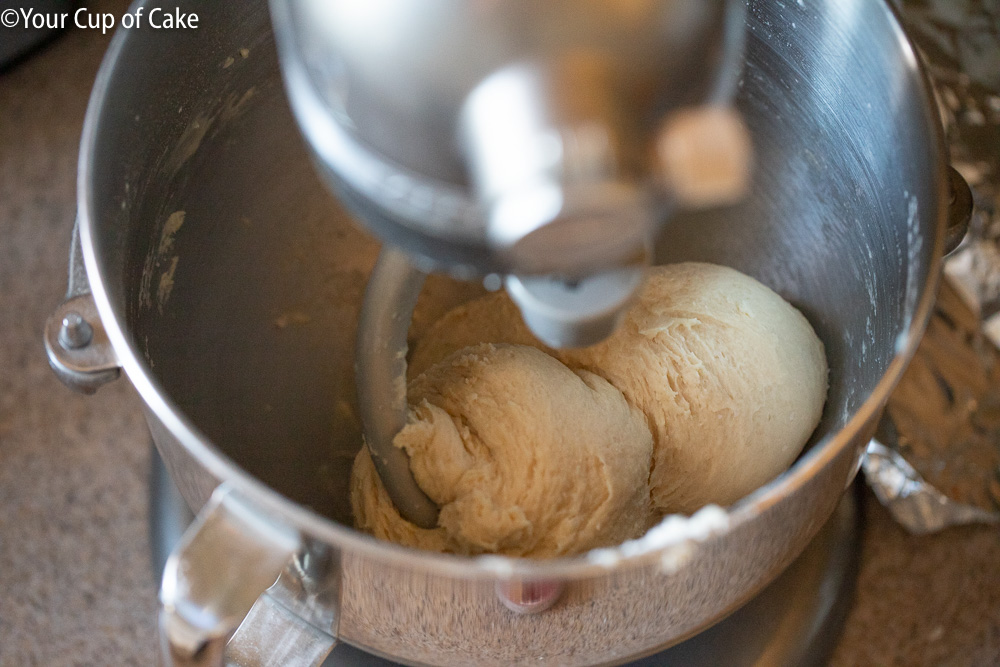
xmin=49 ymin=0 xmax=954 ymax=664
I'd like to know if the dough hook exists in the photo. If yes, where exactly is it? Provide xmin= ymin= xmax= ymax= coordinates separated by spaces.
xmin=355 ymin=248 xmax=439 ymax=528
xmin=355 ymin=249 xmax=650 ymax=528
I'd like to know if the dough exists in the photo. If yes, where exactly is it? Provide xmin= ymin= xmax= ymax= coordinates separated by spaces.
xmin=407 ymin=291 xmax=543 ymax=379
xmin=406 ymin=262 xmax=828 ymax=514
xmin=351 ymin=344 xmax=655 ymax=558
xmin=561 ymin=263 xmax=827 ymax=512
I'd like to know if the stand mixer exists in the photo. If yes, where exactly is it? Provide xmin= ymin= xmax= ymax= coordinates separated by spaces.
xmin=47 ymin=0 xmax=956 ymax=662
xmin=269 ymin=0 xmax=752 ymax=527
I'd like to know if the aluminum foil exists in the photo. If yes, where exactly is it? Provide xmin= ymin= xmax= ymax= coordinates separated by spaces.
xmin=864 ymin=442 xmax=998 ymax=535
xmin=864 ymin=279 xmax=1000 ymax=532
xmin=863 ymin=0 xmax=1000 ymax=533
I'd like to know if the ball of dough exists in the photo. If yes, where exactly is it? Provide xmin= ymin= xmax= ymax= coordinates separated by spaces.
xmin=351 ymin=343 xmax=655 ymax=558
xmin=561 ymin=263 xmax=827 ymax=513
xmin=408 ymin=263 xmax=828 ymax=514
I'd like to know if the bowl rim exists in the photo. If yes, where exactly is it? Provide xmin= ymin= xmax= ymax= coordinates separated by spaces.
xmin=76 ymin=0 xmax=948 ymax=580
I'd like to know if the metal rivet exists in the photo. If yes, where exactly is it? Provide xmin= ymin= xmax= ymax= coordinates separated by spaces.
xmin=59 ymin=312 xmax=94 ymax=350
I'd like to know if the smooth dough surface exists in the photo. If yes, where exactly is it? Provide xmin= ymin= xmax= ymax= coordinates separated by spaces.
xmin=406 ymin=262 xmax=828 ymax=514
xmin=351 ymin=344 xmax=655 ymax=558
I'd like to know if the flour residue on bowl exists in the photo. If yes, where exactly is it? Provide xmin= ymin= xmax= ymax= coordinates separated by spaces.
xmin=586 ymin=504 xmax=730 ymax=573
xmin=163 ymin=88 xmax=257 ymax=176
xmin=139 ymin=210 xmax=185 ymax=315
xmin=158 ymin=210 xmax=185 ymax=255
xmin=157 ymin=257 xmax=180 ymax=314
xmin=902 ymin=192 xmax=923 ymax=340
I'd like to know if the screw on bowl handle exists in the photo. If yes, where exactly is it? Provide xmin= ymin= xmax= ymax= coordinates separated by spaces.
xmin=159 ymin=484 xmax=338 ymax=667
xmin=44 ymin=217 xmax=121 ymax=393
xmin=945 ymin=165 xmax=974 ymax=256
xmin=44 ymin=293 xmax=120 ymax=393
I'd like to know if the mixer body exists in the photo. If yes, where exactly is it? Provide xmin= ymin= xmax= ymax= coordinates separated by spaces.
xmin=270 ymin=0 xmax=744 ymax=275
xmin=60 ymin=0 xmax=949 ymax=664
xmin=270 ymin=0 xmax=750 ymax=349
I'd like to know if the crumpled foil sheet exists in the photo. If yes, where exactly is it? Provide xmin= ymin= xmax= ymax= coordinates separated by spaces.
xmin=864 ymin=442 xmax=998 ymax=535
xmin=865 ymin=281 xmax=1000 ymax=532
xmin=863 ymin=0 xmax=1000 ymax=533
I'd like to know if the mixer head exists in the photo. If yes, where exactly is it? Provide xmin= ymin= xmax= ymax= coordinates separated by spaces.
xmin=271 ymin=0 xmax=751 ymax=348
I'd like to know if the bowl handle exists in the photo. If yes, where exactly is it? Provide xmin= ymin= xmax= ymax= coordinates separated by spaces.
xmin=44 ymin=217 xmax=121 ymax=393
xmin=159 ymin=484 xmax=338 ymax=667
